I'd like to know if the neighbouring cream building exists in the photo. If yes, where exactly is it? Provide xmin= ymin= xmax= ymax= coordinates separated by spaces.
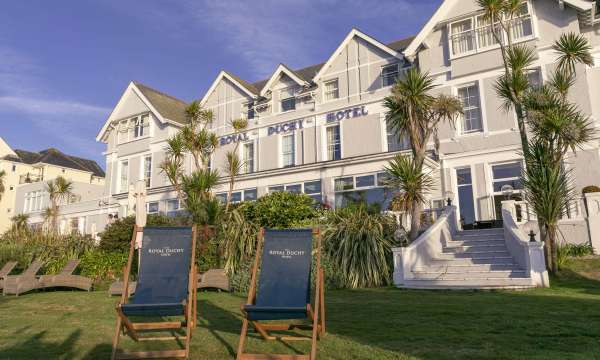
xmin=0 ymin=137 xmax=107 ymax=235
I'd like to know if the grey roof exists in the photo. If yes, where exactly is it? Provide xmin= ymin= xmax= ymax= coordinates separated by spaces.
xmin=249 ymin=35 xmax=414 ymax=93
xmin=3 ymin=148 xmax=105 ymax=177
xmin=134 ymin=82 xmax=189 ymax=124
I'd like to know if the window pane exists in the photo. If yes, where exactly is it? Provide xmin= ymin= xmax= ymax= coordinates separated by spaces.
xmin=282 ymin=135 xmax=295 ymax=167
xmin=356 ymin=175 xmax=375 ymax=188
xmin=215 ymin=193 xmax=228 ymax=203
xmin=147 ymin=202 xmax=159 ymax=213
xmin=451 ymin=19 xmax=475 ymax=55
xmin=120 ymin=161 xmax=129 ymax=193
xmin=493 ymin=179 xmax=523 ymax=192
xmin=246 ymin=103 xmax=255 ymax=120
xmin=231 ymin=192 xmax=242 ymax=203
xmin=244 ymin=189 xmax=257 ymax=201
xmin=326 ymin=125 xmax=341 ymax=160
xmin=144 ymin=156 xmax=152 ymax=187
xmin=281 ymin=97 xmax=296 ymax=112
xmin=285 ymin=184 xmax=302 ymax=194
xmin=243 ymin=142 xmax=254 ymax=174
xmin=457 ymin=168 xmax=472 ymax=185
xmin=492 ymin=163 xmax=521 ymax=179
xmin=382 ymin=64 xmax=399 ymax=87
xmin=269 ymin=185 xmax=284 ymax=193
xmin=167 ymin=199 xmax=179 ymax=211
xmin=324 ymin=79 xmax=339 ymax=100
xmin=386 ymin=121 xmax=410 ymax=151
xmin=377 ymin=172 xmax=391 ymax=187
xmin=304 ymin=181 xmax=321 ymax=194
xmin=458 ymin=85 xmax=482 ymax=133
xmin=335 ymin=177 xmax=354 ymax=191
xmin=335 ymin=188 xmax=386 ymax=209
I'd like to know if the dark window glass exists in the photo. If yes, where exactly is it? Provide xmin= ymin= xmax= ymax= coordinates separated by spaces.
xmin=304 ymin=181 xmax=321 ymax=194
xmin=377 ymin=172 xmax=392 ymax=187
xmin=269 ymin=185 xmax=285 ymax=193
xmin=231 ymin=192 xmax=242 ymax=203
xmin=493 ymin=179 xmax=523 ymax=192
xmin=285 ymin=184 xmax=302 ymax=194
xmin=281 ymin=97 xmax=296 ymax=112
xmin=247 ymin=103 xmax=255 ymax=120
xmin=244 ymin=189 xmax=257 ymax=201
xmin=356 ymin=175 xmax=375 ymax=188
xmin=215 ymin=193 xmax=227 ymax=204
xmin=334 ymin=177 xmax=354 ymax=191
xmin=334 ymin=188 xmax=387 ymax=209
xmin=492 ymin=163 xmax=521 ymax=180
xmin=147 ymin=202 xmax=159 ymax=214
xmin=456 ymin=168 xmax=472 ymax=185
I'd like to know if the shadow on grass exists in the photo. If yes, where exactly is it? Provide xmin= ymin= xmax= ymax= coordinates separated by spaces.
xmin=551 ymin=267 xmax=600 ymax=295
xmin=1 ymin=329 xmax=81 ymax=359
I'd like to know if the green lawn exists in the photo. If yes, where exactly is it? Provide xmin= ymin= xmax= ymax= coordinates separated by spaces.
xmin=1 ymin=258 xmax=600 ymax=360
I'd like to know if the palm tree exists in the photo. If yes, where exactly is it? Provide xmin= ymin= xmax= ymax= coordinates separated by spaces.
xmin=0 ymin=169 xmax=6 ymax=201
xmin=384 ymin=68 xmax=462 ymax=240
xmin=385 ymin=155 xmax=435 ymax=216
xmin=46 ymin=176 xmax=73 ymax=232
xmin=11 ymin=213 xmax=29 ymax=231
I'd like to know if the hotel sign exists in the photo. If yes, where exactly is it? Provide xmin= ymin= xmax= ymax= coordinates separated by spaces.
xmin=268 ymin=120 xmax=304 ymax=136
xmin=219 ymin=132 xmax=249 ymax=146
xmin=326 ymin=106 xmax=368 ymax=123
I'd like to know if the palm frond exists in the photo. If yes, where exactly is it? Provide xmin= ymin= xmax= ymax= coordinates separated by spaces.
xmin=553 ymin=33 xmax=593 ymax=75
xmin=384 ymin=155 xmax=435 ymax=212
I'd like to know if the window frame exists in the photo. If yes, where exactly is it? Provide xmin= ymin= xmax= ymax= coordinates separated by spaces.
xmin=147 ymin=201 xmax=159 ymax=214
xmin=448 ymin=1 xmax=535 ymax=59
xmin=455 ymin=82 xmax=484 ymax=135
xmin=281 ymin=133 xmax=295 ymax=168
xmin=279 ymin=86 xmax=297 ymax=113
xmin=323 ymin=78 xmax=340 ymax=102
xmin=381 ymin=63 xmax=400 ymax=88
xmin=241 ymin=141 xmax=255 ymax=174
xmin=119 ymin=160 xmax=129 ymax=193
xmin=325 ymin=124 xmax=342 ymax=161
xmin=116 ymin=114 xmax=151 ymax=144
xmin=142 ymin=154 xmax=152 ymax=188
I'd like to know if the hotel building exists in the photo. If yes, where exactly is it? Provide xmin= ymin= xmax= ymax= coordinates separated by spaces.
xmin=93 ymin=0 xmax=600 ymax=244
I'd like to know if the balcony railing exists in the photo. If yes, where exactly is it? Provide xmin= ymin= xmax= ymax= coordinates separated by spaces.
xmin=19 ymin=173 xmax=43 ymax=184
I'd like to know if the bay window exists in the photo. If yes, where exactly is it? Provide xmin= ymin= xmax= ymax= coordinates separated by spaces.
xmin=449 ymin=2 xmax=533 ymax=57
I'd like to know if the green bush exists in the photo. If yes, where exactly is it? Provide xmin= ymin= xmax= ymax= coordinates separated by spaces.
xmin=322 ymin=206 xmax=399 ymax=288
xmin=79 ymin=250 xmax=129 ymax=282
xmin=557 ymin=243 xmax=594 ymax=269
xmin=98 ymin=214 xmax=190 ymax=252
xmin=240 ymin=191 xmax=318 ymax=229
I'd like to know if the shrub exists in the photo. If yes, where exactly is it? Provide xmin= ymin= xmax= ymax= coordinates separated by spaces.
xmin=582 ymin=185 xmax=600 ymax=194
xmin=79 ymin=250 xmax=129 ymax=282
xmin=322 ymin=206 xmax=400 ymax=288
xmin=240 ymin=191 xmax=318 ymax=229
xmin=98 ymin=214 xmax=190 ymax=252
xmin=557 ymin=243 xmax=594 ymax=269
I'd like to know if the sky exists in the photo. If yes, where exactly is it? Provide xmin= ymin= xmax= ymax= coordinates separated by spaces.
xmin=0 ymin=0 xmax=440 ymax=168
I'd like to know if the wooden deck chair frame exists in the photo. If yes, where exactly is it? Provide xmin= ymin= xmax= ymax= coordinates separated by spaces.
xmin=236 ymin=228 xmax=326 ymax=360
xmin=111 ymin=225 xmax=198 ymax=360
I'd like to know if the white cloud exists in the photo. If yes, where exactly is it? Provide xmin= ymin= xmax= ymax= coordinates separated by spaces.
xmin=0 ymin=96 xmax=109 ymax=117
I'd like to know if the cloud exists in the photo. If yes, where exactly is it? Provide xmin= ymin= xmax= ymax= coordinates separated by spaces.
xmin=0 ymin=96 xmax=110 ymax=117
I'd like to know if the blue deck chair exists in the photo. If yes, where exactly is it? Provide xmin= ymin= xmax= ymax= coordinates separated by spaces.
xmin=111 ymin=225 xmax=198 ymax=360
xmin=236 ymin=228 xmax=325 ymax=360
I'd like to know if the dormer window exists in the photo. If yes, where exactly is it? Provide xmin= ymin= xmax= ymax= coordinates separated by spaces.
xmin=117 ymin=114 xmax=150 ymax=144
xmin=449 ymin=2 xmax=532 ymax=57
xmin=382 ymin=64 xmax=400 ymax=87
xmin=245 ymin=102 xmax=255 ymax=120
xmin=280 ymin=87 xmax=297 ymax=113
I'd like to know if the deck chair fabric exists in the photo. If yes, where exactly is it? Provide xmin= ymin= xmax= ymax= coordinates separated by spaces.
xmin=0 ymin=261 xmax=18 ymax=290
xmin=37 ymin=259 xmax=93 ymax=291
xmin=112 ymin=226 xmax=198 ymax=360
xmin=237 ymin=228 xmax=325 ymax=360
xmin=2 ymin=260 xmax=44 ymax=296
xmin=244 ymin=229 xmax=313 ymax=321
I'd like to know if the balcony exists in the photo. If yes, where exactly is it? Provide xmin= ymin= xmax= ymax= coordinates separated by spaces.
xmin=19 ymin=173 xmax=43 ymax=184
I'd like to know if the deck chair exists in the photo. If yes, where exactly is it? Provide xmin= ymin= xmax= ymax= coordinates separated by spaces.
xmin=111 ymin=225 xmax=198 ymax=360
xmin=0 ymin=261 xmax=18 ymax=290
xmin=3 ymin=260 xmax=44 ymax=296
xmin=109 ymin=280 xmax=137 ymax=297
xmin=38 ymin=259 xmax=93 ymax=291
xmin=236 ymin=228 xmax=325 ymax=360
xmin=197 ymin=269 xmax=230 ymax=292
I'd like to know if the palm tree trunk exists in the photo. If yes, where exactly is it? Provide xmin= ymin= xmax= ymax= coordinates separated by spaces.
xmin=540 ymin=223 xmax=552 ymax=272
xmin=549 ymin=225 xmax=559 ymax=274
xmin=515 ymin=104 xmax=530 ymax=159
xmin=409 ymin=202 xmax=423 ymax=241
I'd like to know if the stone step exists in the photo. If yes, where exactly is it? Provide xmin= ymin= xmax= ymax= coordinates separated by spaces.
xmin=429 ymin=256 xmax=516 ymax=266
xmin=413 ymin=264 xmax=521 ymax=272
xmin=412 ymin=270 xmax=528 ymax=280
xmin=448 ymin=239 xmax=506 ymax=246
xmin=444 ymin=244 xmax=508 ymax=253
xmin=453 ymin=234 xmax=505 ymax=241
xmin=438 ymin=251 xmax=511 ymax=259
xmin=399 ymin=277 xmax=535 ymax=289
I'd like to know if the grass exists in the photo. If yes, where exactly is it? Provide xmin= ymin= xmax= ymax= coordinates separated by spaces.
xmin=1 ymin=258 xmax=600 ymax=359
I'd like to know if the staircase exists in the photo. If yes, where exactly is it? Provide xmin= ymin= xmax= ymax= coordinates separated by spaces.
xmin=400 ymin=228 xmax=537 ymax=290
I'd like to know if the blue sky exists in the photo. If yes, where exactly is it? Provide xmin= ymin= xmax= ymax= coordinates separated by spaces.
xmin=0 ymin=0 xmax=440 ymax=167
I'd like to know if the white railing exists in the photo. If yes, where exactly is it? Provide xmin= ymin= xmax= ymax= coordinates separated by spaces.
xmin=501 ymin=201 xmax=549 ymax=287
xmin=392 ymin=206 xmax=458 ymax=286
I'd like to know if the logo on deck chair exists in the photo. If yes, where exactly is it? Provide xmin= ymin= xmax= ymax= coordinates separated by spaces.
xmin=268 ymin=248 xmax=306 ymax=259
xmin=148 ymin=246 xmax=185 ymax=257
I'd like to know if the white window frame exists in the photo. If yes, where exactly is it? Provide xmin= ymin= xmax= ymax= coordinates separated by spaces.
xmin=240 ymin=141 xmax=255 ymax=174
xmin=119 ymin=160 xmax=129 ymax=193
xmin=381 ymin=63 xmax=400 ymax=88
xmin=147 ymin=201 xmax=159 ymax=214
xmin=324 ymin=124 xmax=342 ymax=161
xmin=323 ymin=78 xmax=340 ymax=102
xmin=280 ymin=133 xmax=296 ymax=168
xmin=141 ymin=154 xmax=152 ymax=188
xmin=279 ymin=86 xmax=297 ymax=113
xmin=116 ymin=113 xmax=151 ymax=144
xmin=455 ymin=82 xmax=485 ymax=136
xmin=448 ymin=1 xmax=535 ymax=59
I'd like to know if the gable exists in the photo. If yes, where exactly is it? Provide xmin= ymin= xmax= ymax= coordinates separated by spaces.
xmin=109 ymin=90 xmax=150 ymax=121
xmin=204 ymin=77 xmax=253 ymax=108
xmin=259 ymin=64 xmax=309 ymax=96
